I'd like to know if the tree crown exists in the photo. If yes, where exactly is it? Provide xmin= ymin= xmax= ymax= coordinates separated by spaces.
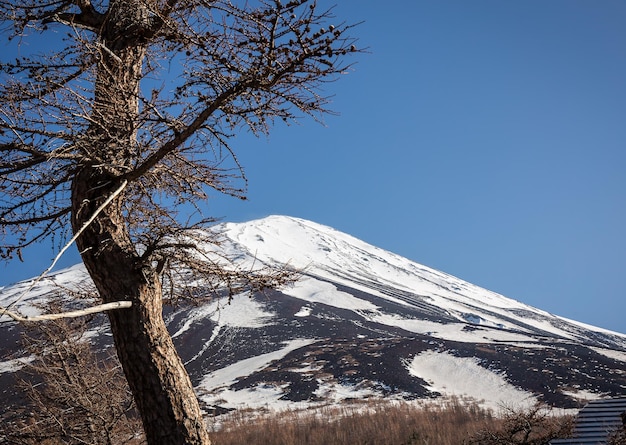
xmin=0 ymin=0 xmax=360 ymax=297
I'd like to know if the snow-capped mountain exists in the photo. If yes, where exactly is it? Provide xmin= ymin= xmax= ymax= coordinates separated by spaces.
xmin=1 ymin=215 xmax=625 ymax=414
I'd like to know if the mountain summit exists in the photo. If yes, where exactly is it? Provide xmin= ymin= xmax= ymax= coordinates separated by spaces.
xmin=2 ymin=215 xmax=625 ymax=413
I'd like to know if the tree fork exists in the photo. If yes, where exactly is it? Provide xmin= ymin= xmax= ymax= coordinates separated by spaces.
xmin=71 ymin=167 xmax=211 ymax=445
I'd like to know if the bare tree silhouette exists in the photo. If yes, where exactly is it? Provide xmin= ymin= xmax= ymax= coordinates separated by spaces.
xmin=0 ymin=1 xmax=359 ymax=443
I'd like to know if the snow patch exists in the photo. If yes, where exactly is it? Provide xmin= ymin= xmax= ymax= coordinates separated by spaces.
xmin=406 ymin=350 xmax=537 ymax=411
xmin=294 ymin=306 xmax=312 ymax=317
xmin=589 ymin=347 xmax=626 ymax=362
xmin=368 ymin=312 xmax=543 ymax=344
xmin=284 ymin=278 xmax=378 ymax=312
xmin=172 ymin=293 xmax=275 ymax=338
xmin=559 ymin=388 xmax=604 ymax=403
xmin=0 ymin=357 xmax=33 ymax=374
xmin=199 ymin=338 xmax=316 ymax=409
xmin=313 ymin=381 xmax=379 ymax=402
xmin=0 ymin=264 xmax=92 ymax=320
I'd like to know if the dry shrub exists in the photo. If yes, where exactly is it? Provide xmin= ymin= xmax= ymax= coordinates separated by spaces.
xmin=466 ymin=402 xmax=573 ymax=445
xmin=608 ymin=426 xmax=626 ymax=445
xmin=209 ymin=398 xmax=496 ymax=445
xmin=0 ymin=310 xmax=145 ymax=445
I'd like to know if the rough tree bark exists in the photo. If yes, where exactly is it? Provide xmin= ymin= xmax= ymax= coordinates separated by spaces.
xmin=72 ymin=172 xmax=210 ymax=444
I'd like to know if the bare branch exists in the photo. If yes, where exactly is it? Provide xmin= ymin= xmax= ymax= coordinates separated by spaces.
xmin=0 ymin=301 xmax=132 ymax=322
xmin=42 ymin=0 xmax=104 ymax=31
xmin=1 ymin=179 xmax=127 ymax=315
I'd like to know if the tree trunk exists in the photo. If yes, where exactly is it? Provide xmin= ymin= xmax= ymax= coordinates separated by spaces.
xmin=71 ymin=169 xmax=211 ymax=445
xmin=69 ymin=1 xmax=212 ymax=442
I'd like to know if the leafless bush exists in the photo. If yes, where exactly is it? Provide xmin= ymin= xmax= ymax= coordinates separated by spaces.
xmin=608 ymin=414 xmax=626 ymax=445
xmin=0 ymin=309 xmax=145 ymax=445
xmin=466 ymin=402 xmax=573 ymax=445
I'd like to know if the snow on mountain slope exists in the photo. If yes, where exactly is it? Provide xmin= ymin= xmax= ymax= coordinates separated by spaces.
xmin=218 ymin=215 xmax=626 ymax=345
xmin=406 ymin=350 xmax=537 ymax=410
xmin=1 ymin=215 xmax=625 ymax=416
xmin=0 ymin=264 xmax=91 ymax=318
xmin=194 ymin=216 xmax=626 ymax=411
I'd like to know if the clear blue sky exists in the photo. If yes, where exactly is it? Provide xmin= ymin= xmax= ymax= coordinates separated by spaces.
xmin=2 ymin=1 xmax=625 ymax=334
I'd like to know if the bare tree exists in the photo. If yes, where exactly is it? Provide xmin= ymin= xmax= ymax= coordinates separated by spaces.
xmin=0 ymin=307 xmax=145 ymax=445
xmin=466 ymin=403 xmax=573 ymax=445
xmin=0 ymin=1 xmax=359 ymax=443
xmin=608 ymin=411 xmax=626 ymax=445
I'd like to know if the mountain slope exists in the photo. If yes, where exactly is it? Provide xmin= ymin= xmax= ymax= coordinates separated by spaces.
xmin=1 ymin=215 xmax=625 ymax=415
xmin=220 ymin=216 xmax=624 ymax=347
